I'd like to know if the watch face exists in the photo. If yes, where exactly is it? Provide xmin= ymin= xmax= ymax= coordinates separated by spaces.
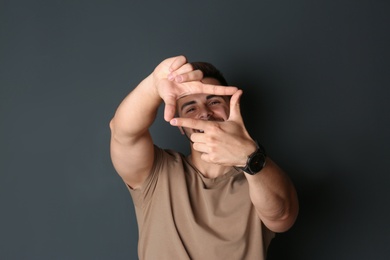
xmin=249 ymin=153 xmax=266 ymax=173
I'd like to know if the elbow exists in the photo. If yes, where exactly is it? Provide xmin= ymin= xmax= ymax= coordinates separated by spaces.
xmin=271 ymin=207 xmax=299 ymax=233
xmin=109 ymin=117 xmax=115 ymax=132
xmin=109 ymin=117 xmax=122 ymax=141
xmin=109 ymin=117 xmax=125 ymax=144
xmin=265 ymin=198 xmax=299 ymax=233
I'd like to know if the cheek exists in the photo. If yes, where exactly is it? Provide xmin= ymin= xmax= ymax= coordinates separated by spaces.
xmin=178 ymin=112 xmax=192 ymax=119
xmin=224 ymin=106 xmax=230 ymax=116
xmin=225 ymin=109 xmax=230 ymax=119
xmin=221 ymin=105 xmax=230 ymax=117
xmin=212 ymin=107 xmax=230 ymax=120
xmin=177 ymin=110 xmax=187 ymax=118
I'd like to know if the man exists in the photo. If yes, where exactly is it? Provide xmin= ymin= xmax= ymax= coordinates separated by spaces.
xmin=109 ymin=55 xmax=299 ymax=259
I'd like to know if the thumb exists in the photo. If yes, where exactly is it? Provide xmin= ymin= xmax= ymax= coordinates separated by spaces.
xmin=163 ymin=94 xmax=177 ymax=121
xmin=228 ymin=89 xmax=243 ymax=122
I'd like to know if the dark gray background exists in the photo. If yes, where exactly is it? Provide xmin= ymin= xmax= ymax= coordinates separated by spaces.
xmin=1 ymin=0 xmax=389 ymax=259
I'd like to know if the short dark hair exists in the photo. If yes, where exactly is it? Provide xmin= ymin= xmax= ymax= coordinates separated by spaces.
xmin=191 ymin=62 xmax=228 ymax=86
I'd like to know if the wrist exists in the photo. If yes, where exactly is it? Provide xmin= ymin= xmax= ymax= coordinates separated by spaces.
xmin=236 ymin=141 xmax=257 ymax=167
xmin=238 ymin=141 xmax=267 ymax=175
xmin=144 ymin=74 xmax=163 ymax=101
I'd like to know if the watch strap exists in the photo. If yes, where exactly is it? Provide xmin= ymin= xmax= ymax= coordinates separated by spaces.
xmin=239 ymin=141 xmax=267 ymax=175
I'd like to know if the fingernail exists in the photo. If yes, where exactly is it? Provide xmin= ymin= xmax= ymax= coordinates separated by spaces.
xmin=170 ymin=119 xmax=177 ymax=125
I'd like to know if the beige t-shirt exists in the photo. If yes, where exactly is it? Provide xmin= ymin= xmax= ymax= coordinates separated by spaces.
xmin=129 ymin=146 xmax=274 ymax=260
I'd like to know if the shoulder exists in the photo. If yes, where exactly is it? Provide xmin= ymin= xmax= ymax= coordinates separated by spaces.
xmin=129 ymin=146 xmax=189 ymax=201
xmin=142 ymin=146 xmax=189 ymax=187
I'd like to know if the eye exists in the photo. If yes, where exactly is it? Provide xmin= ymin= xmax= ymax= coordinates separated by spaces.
xmin=185 ymin=107 xmax=196 ymax=114
xmin=208 ymin=99 xmax=222 ymax=106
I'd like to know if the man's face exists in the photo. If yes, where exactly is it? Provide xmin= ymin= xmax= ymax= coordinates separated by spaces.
xmin=176 ymin=77 xmax=230 ymax=136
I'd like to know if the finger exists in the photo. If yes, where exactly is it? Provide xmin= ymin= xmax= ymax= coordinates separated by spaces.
xmin=170 ymin=117 xmax=210 ymax=130
xmin=168 ymin=63 xmax=194 ymax=80
xmin=189 ymin=132 xmax=206 ymax=143
xmin=169 ymin=55 xmax=187 ymax=72
xmin=164 ymin=104 xmax=176 ymax=122
xmin=192 ymin=142 xmax=209 ymax=153
xmin=202 ymin=82 xmax=238 ymax=96
xmin=200 ymin=153 xmax=212 ymax=163
xmin=228 ymin=89 xmax=243 ymax=122
xmin=174 ymin=70 xmax=203 ymax=83
xmin=163 ymin=95 xmax=177 ymax=122
xmin=181 ymin=81 xmax=238 ymax=97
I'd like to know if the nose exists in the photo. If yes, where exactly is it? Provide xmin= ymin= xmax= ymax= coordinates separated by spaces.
xmin=198 ymin=106 xmax=213 ymax=120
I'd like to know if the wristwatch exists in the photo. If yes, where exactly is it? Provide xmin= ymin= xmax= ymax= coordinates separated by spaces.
xmin=239 ymin=141 xmax=267 ymax=175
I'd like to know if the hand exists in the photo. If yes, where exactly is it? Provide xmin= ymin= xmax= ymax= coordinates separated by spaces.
xmin=153 ymin=55 xmax=201 ymax=84
xmin=152 ymin=56 xmax=238 ymax=121
xmin=170 ymin=90 xmax=257 ymax=166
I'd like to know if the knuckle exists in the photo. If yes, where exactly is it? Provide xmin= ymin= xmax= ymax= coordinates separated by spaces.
xmin=208 ymin=123 xmax=220 ymax=132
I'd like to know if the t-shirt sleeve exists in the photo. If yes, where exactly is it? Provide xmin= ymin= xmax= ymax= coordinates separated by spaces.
xmin=128 ymin=145 xmax=173 ymax=207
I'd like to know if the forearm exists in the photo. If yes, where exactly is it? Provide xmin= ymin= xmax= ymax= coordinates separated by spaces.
xmin=245 ymin=159 xmax=299 ymax=233
xmin=110 ymin=74 xmax=162 ymax=142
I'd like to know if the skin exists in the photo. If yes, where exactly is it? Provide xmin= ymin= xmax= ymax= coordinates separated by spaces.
xmin=110 ymin=55 xmax=299 ymax=233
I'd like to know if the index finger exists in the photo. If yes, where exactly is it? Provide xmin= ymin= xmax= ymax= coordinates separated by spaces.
xmin=180 ymin=81 xmax=238 ymax=97
xmin=169 ymin=117 xmax=211 ymax=130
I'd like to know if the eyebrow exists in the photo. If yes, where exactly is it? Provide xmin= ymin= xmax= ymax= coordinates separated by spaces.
xmin=180 ymin=95 xmax=223 ymax=112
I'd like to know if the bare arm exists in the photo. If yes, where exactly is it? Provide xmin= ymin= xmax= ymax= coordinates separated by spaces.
xmin=244 ymin=159 xmax=299 ymax=233
xmin=110 ymin=56 xmax=197 ymax=188
xmin=109 ymin=74 xmax=161 ymax=189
